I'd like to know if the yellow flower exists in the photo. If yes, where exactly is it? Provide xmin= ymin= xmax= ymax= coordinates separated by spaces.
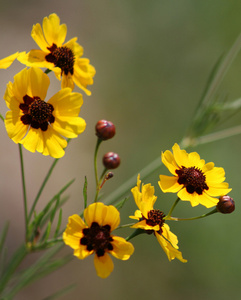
xmin=0 ymin=52 xmax=24 ymax=69
xmin=18 ymin=13 xmax=95 ymax=95
xmin=63 ymin=202 xmax=134 ymax=279
xmin=4 ymin=67 xmax=86 ymax=158
xmin=130 ymin=175 xmax=187 ymax=263
xmin=158 ymin=143 xmax=232 ymax=208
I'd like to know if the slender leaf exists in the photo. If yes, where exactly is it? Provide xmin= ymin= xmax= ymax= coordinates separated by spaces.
xmin=50 ymin=195 xmax=60 ymax=223
xmin=54 ymin=209 xmax=63 ymax=238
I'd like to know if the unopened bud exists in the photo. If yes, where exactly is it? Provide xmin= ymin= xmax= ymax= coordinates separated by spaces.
xmin=95 ymin=120 xmax=116 ymax=140
xmin=216 ymin=195 xmax=235 ymax=214
xmin=103 ymin=152 xmax=120 ymax=169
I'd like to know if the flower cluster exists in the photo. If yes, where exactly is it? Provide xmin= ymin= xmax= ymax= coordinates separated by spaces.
xmin=0 ymin=12 xmax=235 ymax=291
xmin=1 ymin=13 xmax=95 ymax=158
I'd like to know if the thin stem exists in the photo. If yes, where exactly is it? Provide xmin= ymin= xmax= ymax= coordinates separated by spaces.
xmin=0 ymin=113 xmax=4 ymax=122
xmin=168 ymin=208 xmax=218 ymax=221
xmin=28 ymin=158 xmax=59 ymax=221
xmin=18 ymin=145 xmax=28 ymax=241
xmin=116 ymin=223 xmax=135 ymax=230
xmin=165 ymin=198 xmax=180 ymax=219
xmin=94 ymin=138 xmax=102 ymax=202
xmin=94 ymin=139 xmax=102 ymax=186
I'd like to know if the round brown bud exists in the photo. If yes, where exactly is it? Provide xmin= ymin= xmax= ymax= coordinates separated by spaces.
xmin=216 ymin=195 xmax=235 ymax=214
xmin=103 ymin=152 xmax=120 ymax=169
xmin=95 ymin=120 xmax=116 ymax=140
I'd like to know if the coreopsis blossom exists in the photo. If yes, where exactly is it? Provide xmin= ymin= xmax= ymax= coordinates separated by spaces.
xmin=63 ymin=202 xmax=134 ymax=278
xmin=0 ymin=52 xmax=24 ymax=69
xmin=158 ymin=143 xmax=232 ymax=208
xmin=130 ymin=175 xmax=187 ymax=263
xmin=4 ymin=67 xmax=86 ymax=158
xmin=18 ymin=13 xmax=95 ymax=94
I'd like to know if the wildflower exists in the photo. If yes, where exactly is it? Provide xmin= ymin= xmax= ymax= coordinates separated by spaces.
xmin=18 ymin=13 xmax=95 ymax=94
xmin=130 ymin=175 xmax=187 ymax=263
xmin=63 ymin=202 xmax=134 ymax=278
xmin=4 ymin=67 xmax=86 ymax=158
xmin=0 ymin=52 xmax=24 ymax=69
xmin=158 ymin=143 xmax=231 ymax=208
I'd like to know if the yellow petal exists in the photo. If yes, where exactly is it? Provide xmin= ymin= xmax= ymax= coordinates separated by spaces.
xmin=0 ymin=52 xmax=22 ymax=69
xmin=172 ymin=143 xmax=189 ymax=168
xmin=130 ymin=220 xmax=159 ymax=231
xmin=156 ymin=224 xmax=187 ymax=263
xmin=129 ymin=209 xmax=142 ymax=220
xmin=205 ymin=167 xmax=225 ymax=183
xmin=52 ymin=116 xmax=86 ymax=138
xmin=27 ymin=67 xmax=50 ymax=100
xmin=18 ymin=50 xmax=53 ymax=69
xmin=158 ymin=175 xmax=181 ymax=193
xmin=94 ymin=253 xmax=114 ymax=278
xmin=31 ymin=23 xmax=49 ymax=51
xmin=74 ymin=247 xmax=93 ymax=259
xmin=63 ymin=214 xmax=87 ymax=251
xmin=64 ymin=37 xmax=83 ymax=58
xmin=101 ymin=205 xmax=120 ymax=231
xmin=72 ymin=59 xmax=96 ymax=95
xmin=4 ymin=111 xmax=28 ymax=143
xmin=42 ymin=13 xmax=67 ymax=47
xmin=84 ymin=203 xmax=120 ymax=231
xmin=84 ymin=202 xmax=106 ymax=228
xmin=61 ymin=73 xmax=75 ymax=90
xmin=161 ymin=149 xmax=178 ymax=175
xmin=110 ymin=236 xmax=134 ymax=260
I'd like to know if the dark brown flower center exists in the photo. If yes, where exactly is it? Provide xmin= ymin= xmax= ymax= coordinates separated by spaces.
xmin=45 ymin=44 xmax=75 ymax=75
xmin=176 ymin=166 xmax=209 ymax=195
xmin=144 ymin=209 xmax=165 ymax=235
xmin=19 ymin=95 xmax=55 ymax=131
xmin=80 ymin=222 xmax=114 ymax=257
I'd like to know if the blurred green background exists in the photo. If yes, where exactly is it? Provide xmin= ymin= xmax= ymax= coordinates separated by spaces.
xmin=1 ymin=0 xmax=241 ymax=299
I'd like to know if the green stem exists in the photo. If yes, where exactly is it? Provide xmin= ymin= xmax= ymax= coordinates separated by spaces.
xmin=28 ymin=158 xmax=59 ymax=221
xmin=94 ymin=138 xmax=102 ymax=202
xmin=0 ymin=113 xmax=4 ymax=122
xmin=18 ymin=145 xmax=28 ymax=241
xmin=167 ymin=208 xmax=218 ymax=221
xmin=116 ymin=223 xmax=135 ymax=230
xmin=165 ymin=198 xmax=180 ymax=219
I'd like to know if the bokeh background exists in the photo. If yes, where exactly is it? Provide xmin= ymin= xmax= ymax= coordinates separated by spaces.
xmin=1 ymin=1 xmax=241 ymax=299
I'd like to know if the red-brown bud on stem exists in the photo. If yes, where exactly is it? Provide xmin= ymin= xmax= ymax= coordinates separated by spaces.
xmin=95 ymin=120 xmax=116 ymax=140
xmin=103 ymin=152 xmax=120 ymax=169
xmin=216 ymin=195 xmax=235 ymax=214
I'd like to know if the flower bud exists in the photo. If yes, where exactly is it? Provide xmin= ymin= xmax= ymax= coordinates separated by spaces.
xmin=216 ymin=195 xmax=235 ymax=214
xmin=103 ymin=152 xmax=120 ymax=169
xmin=95 ymin=120 xmax=116 ymax=140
